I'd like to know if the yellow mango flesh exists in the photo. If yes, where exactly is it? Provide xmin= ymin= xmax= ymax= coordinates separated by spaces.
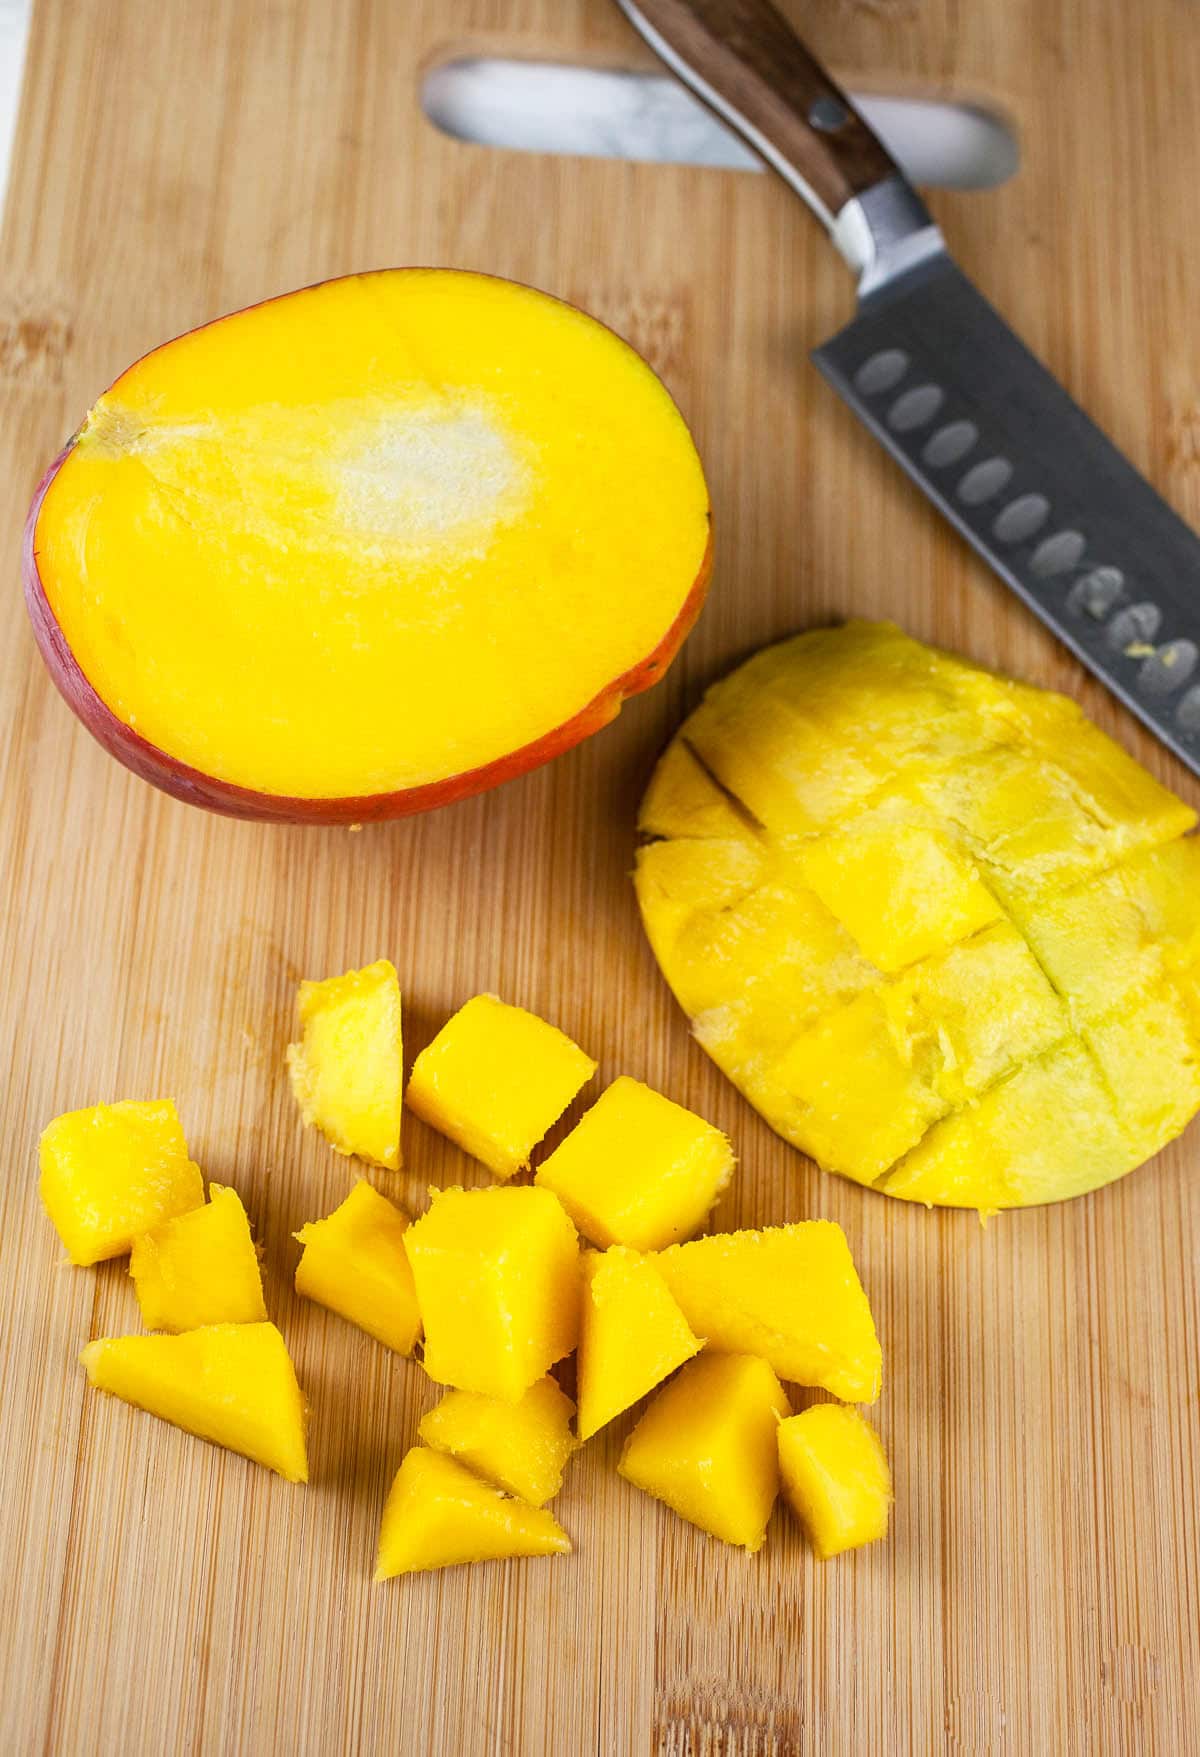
xmin=286 ymin=960 xmax=402 ymax=1170
xmin=37 ymin=269 xmax=710 ymax=800
xmin=618 ymin=1352 xmax=790 ymax=1551
xmin=294 ymin=1179 xmax=421 ymax=1356
xmin=656 ymin=1222 xmax=882 ymax=1404
xmin=130 ymin=1183 xmax=266 ymax=1331
xmin=535 ymin=1075 xmax=734 ymax=1251
xmin=777 ymin=1404 xmax=891 ymax=1559
xmin=576 ymin=1248 xmax=702 ymax=1441
xmin=637 ymin=621 xmax=1200 ymax=1209
xmin=375 ymin=1447 xmax=571 ymax=1579
xmin=406 ymin=994 xmax=595 ymax=1179
xmin=80 ymin=1322 xmax=308 ymax=1481
xmin=39 ymin=1100 xmax=204 ymax=1266
xmin=403 ymin=1185 xmax=580 ymax=1402
xmin=419 ymin=1376 xmax=576 ymax=1507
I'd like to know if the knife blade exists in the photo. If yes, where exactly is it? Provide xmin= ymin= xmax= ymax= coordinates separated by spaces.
xmin=616 ymin=0 xmax=1200 ymax=778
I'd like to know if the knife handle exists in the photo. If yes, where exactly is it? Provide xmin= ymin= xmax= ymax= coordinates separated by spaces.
xmin=616 ymin=0 xmax=936 ymax=278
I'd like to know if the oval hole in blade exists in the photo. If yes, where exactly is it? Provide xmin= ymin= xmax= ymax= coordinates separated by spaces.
xmin=422 ymin=59 xmax=1020 ymax=190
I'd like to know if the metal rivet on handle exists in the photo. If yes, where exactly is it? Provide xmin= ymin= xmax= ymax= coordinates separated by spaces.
xmin=1030 ymin=529 xmax=1086 ymax=576
xmin=957 ymin=457 xmax=1013 ymax=505
xmin=1138 ymin=639 xmax=1198 ymax=696
xmin=1177 ymin=686 xmax=1200 ymax=733
xmin=887 ymin=384 xmax=945 ymax=432
xmin=1068 ymin=566 xmax=1125 ymax=620
xmin=922 ymin=420 xmax=978 ymax=468
xmin=1107 ymin=602 xmax=1162 ymax=651
xmin=854 ymin=349 xmax=909 ymax=395
xmin=809 ymin=95 xmax=850 ymax=132
xmin=992 ymin=493 xmax=1051 ymax=544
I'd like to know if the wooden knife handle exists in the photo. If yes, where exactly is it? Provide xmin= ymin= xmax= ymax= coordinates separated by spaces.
xmin=618 ymin=0 xmax=901 ymax=222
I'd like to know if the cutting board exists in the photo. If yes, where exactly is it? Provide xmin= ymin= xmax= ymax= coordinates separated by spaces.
xmin=2 ymin=2 xmax=1198 ymax=1751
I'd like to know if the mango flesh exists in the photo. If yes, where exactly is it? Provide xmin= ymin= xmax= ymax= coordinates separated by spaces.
xmin=777 ymin=1404 xmax=891 ymax=1559
xmin=656 ymin=1222 xmax=882 ymax=1404
xmin=130 ymin=1183 xmax=266 ymax=1331
xmin=375 ymin=1447 xmax=571 ymax=1579
xmin=618 ymin=1352 xmax=790 ymax=1551
xmin=39 ymin=1099 xmax=204 ymax=1266
xmin=80 ymin=1323 xmax=308 ymax=1481
xmin=576 ymin=1248 xmax=702 ymax=1441
xmin=403 ymin=1185 xmax=580 ymax=1401
xmin=294 ymin=1179 xmax=421 ymax=1356
xmin=535 ymin=1075 xmax=734 ymax=1250
xmin=286 ymin=959 xmax=403 ymax=1170
xmin=418 ymin=1376 xmax=576 ymax=1507
xmin=406 ymin=994 xmax=596 ymax=1179
xmin=636 ymin=621 xmax=1200 ymax=1209
xmin=33 ymin=269 xmax=710 ymax=804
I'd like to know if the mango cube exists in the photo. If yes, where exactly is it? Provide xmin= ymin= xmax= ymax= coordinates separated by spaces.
xmin=40 ymin=1099 xmax=204 ymax=1266
xmin=130 ymin=1183 xmax=266 ymax=1331
xmin=618 ymin=1352 xmax=790 ymax=1551
xmin=405 ymin=994 xmax=595 ymax=1178
xmin=577 ymin=1248 xmax=702 ymax=1441
xmin=404 ymin=1185 xmax=579 ymax=1401
xmin=294 ymin=1179 xmax=421 ymax=1355
xmin=535 ymin=1076 xmax=734 ymax=1251
xmin=777 ymin=1404 xmax=891 ymax=1558
xmin=286 ymin=959 xmax=403 ymax=1170
xmin=419 ymin=1376 xmax=576 ymax=1506
xmin=80 ymin=1322 xmax=308 ymax=1481
xmin=657 ymin=1222 xmax=882 ymax=1404
xmin=375 ymin=1447 xmax=571 ymax=1579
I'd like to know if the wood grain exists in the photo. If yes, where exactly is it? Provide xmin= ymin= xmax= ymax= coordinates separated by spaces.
xmin=1 ymin=1 xmax=1197 ymax=1752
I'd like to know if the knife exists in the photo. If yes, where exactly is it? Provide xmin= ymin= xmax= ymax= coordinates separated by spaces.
xmin=615 ymin=0 xmax=1200 ymax=778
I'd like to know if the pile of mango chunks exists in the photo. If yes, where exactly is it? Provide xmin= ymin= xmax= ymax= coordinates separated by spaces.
xmin=39 ymin=961 xmax=891 ymax=1577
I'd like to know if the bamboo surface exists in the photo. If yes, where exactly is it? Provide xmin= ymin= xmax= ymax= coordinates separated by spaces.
xmin=1 ymin=2 xmax=1198 ymax=1752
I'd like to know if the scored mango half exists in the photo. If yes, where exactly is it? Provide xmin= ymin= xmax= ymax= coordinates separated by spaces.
xmin=636 ymin=622 xmax=1200 ymax=1210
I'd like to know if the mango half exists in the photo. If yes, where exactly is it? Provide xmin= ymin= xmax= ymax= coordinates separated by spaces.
xmin=25 ymin=270 xmax=711 ymax=821
xmin=636 ymin=621 xmax=1200 ymax=1210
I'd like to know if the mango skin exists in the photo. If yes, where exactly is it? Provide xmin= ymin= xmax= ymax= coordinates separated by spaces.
xmin=637 ymin=621 xmax=1200 ymax=1210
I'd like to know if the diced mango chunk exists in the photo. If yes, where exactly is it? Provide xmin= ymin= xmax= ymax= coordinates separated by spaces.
xmin=404 ymin=1185 xmax=579 ymax=1401
xmin=778 ymin=1404 xmax=891 ymax=1558
xmin=375 ymin=1447 xmax=571 ymax=1579
xmin=419 ymin=1376 xmax=576 ymax=1506
xmin=535 ymin=1076 xmax=734 ymax=1251
xmin=576 ymin=1248 xmax=702 ymax=1441
xmin=130 ymin=1183 xmax=266 ymax=1331
xmin=80 ymin=1322 xmax=308 ymax=1481
xmin=294 ymin=1179 xmax=420 ymax=1355
xmin=286 ymin=959 xmax=403 ymax=1170
xmin=656 ymin=1222 xmax=882 ymax=1404
xmin=40 ymin=1099 xmax=204 ymax=1267
xmin=618 ymin=1353 xmax=789 ymax=1550
xmin=406 ymin=994 xmax=595 ymax=1178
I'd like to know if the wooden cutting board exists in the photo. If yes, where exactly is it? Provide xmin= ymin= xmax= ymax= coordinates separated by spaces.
xmin=2 ymin=2 xmax=1198 ymax=1751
